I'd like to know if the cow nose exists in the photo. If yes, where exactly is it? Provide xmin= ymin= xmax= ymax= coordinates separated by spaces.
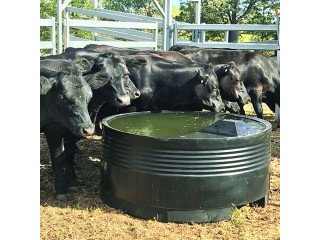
xmin=134 ymin=90 xmax=141 ymax=99
xmin=116 ymin=95 xmax=131 ymax=107
xmin=83 ymin=127 xmax=95 ymax=136
xmin=212 ymin=100 xmax=225 ymax=112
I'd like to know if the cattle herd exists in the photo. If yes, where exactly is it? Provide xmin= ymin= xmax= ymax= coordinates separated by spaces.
xmin=40 ymin=44 xmax=280 ymax=200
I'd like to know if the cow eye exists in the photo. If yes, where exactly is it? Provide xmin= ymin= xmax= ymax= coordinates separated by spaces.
xmin=58 ymin=95 xmax=64 ymax=101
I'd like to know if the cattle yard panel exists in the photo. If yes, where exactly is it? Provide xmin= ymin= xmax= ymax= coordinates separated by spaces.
xmin=64 ymin=18 xmax=158 ymax=50
xmin=64 ymin=7 xmax=187 ymax=50
xmin=173 ymin=23 xmax=279 ymax=51
xmin=64 ymin=8 xmax=158 ymax=50
xmin=40 ymin=17 xmax=56 ymax=55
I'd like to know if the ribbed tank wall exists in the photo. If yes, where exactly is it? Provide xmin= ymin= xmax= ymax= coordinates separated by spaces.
xmin=103 ymin=136 xmax=271 ymax=176
xmin=100 ymin=112 xmax=272 ymax=223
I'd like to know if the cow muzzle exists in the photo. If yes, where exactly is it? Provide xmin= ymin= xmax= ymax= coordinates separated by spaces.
xmin=134 ymin=89 xmax=141 ymax=99
xmin=83 ymin=127 xmax=95 ymax=136
xmin=116 ymin=94 xmax=131 ymax=107
xmin=212 ymin=100 xmax=225 ymax=113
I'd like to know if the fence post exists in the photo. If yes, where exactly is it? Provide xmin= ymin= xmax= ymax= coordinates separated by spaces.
xmin=51 ymin=17 xmax=56 ymax=54
xmin=162 ymin=0 xmax=167 ymax=50
xmin=64 ymin=13 xmax=69 ymax=49
xmin=276 ymin=15 xmax=280 ymax=68
xmin=173 ymin=23 xmax=178 ymax=46
xmin=224 ymin=31 xmax=229 ymax=42
xmin=166 ymin=0 xmax=173 ymax=50
xmin=275 ymin=14 xmax=280 ymax=124
xmin=200 ymin=23 xmax=206 ymax=43
xmin=57 ymin=0 xmax=62 ymax=53
xmin=154 ymin=22 xmax=158 ymax=51
xmin=93 ymin=0 xmax=99 ymax=41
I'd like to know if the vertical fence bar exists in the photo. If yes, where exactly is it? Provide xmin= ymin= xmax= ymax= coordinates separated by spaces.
xmin=154 ymin=23 xmax=158 ymax=50
xmin=195 ymin=0 xmax=201 ymax=43
xmin=224 ymin=31 xmax=229 ymax=42
xmin=93 ymin=0 xmax=99 ymax=41
xmin=166 ymin=0 xmax=173 ymax=50
xmin=162 ymin=0 xmax=167 ymax=51
xmin=200 ymin=23 xmax=205 ymax=43
xmin=276 ymin=16 xmax=280 ymax=67
xmin=173 ymin=23 xmax=178 ymax=46
xmin=51 ymin=17 xmax=56 ymax=54
xmin=275 ymin=14 xmax=280 ymax=124
xmin=57 ymin=0 xmax=62 ymax=53
xmin=64 ymin=14 xmax=69 ymax=49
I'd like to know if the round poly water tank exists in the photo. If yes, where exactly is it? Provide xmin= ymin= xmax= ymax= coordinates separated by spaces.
xmin=100 ymin=111 xmax=272 ymax=223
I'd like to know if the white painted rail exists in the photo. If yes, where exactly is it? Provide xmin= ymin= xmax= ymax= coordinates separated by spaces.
xmin=64 ymin=18 xmax=158 ymax=50
xmin=40 ymin=17 xmax=56 ymax=54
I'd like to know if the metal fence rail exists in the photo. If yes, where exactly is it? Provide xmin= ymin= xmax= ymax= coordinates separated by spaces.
xmin=64 ymin=19 xmax=158 ymax=50
xmin=65 ymin=7 xmax=178 ymax=49
xmin=40 ymin=17 xmax=56 ymax=54
xmin=173 ymin=22 xmax=279 ymax=51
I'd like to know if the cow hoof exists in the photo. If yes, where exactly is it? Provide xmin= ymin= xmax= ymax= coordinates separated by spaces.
xmin=56 ymin=194 xmax=69 ymax=201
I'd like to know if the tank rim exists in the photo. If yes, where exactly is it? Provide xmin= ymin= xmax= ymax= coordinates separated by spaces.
xmin=101 ymin=110 xmax=272 ymax=141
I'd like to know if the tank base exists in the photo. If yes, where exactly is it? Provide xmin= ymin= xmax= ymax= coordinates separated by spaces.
xmin=101 ymin=191 xmax=268 ymax=223
xmin=101 ymin=194 xmax=233 ymax=223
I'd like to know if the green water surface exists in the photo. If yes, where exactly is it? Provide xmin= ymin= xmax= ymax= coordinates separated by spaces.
xmin=107 ymin=112 xmax=265 ymax=138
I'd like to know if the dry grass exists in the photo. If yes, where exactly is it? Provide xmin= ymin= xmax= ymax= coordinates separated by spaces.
xmin=40 ymin=104 xmax=280 ymax=240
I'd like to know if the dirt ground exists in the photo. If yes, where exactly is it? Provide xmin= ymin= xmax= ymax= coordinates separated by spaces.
xmin=40 ymin=104 xmax=280 ymax=240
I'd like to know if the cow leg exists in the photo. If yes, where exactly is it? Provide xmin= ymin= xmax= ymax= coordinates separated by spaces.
xmin=64 ymin=132 xmax=79 ymax=188
xmin=43 ymin=124 xmax=68 ymax=200
xmin=249 ymin=88 xmax=264 ymax=119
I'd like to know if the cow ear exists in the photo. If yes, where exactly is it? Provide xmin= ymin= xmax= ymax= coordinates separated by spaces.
xmin=40 ymin=76 xmax=56 ymax=95
xmin=100 ymin=51 xmax=123 ymax=64
xmin=85 ymin=71 xmax=110 ymax=90
xmin=72 ymin=57 xmax=93 ymax=73
xmin=126 ymin=57 xmax=147 ymax=70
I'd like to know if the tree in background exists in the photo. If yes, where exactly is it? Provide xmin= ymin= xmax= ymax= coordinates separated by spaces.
xmin=176 ymin=0 xmax=280 ymax=42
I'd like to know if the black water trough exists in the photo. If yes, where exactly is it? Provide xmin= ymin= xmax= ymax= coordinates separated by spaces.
xmin=100 ymin=111 xmax=272 ymax=223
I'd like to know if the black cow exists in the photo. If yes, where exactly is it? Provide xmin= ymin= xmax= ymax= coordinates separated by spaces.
xmin=41 ymin=53 xmax=141 ymax=199
xmin=174 ymin=48 xmax=280 ymax=119
xmin=41 ymin=72 xmax=94 ymax=199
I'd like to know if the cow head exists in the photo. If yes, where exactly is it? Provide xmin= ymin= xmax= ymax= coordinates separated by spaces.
xmin=193 ymin=64 xmax=225 ymax=112
xmin=215 ymin=62 xmax=250 ymax=105
xmin=41 ymin=73 xmax=94 ymax=137
xmin=85 ymin=52 xmax=134 ymax=108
